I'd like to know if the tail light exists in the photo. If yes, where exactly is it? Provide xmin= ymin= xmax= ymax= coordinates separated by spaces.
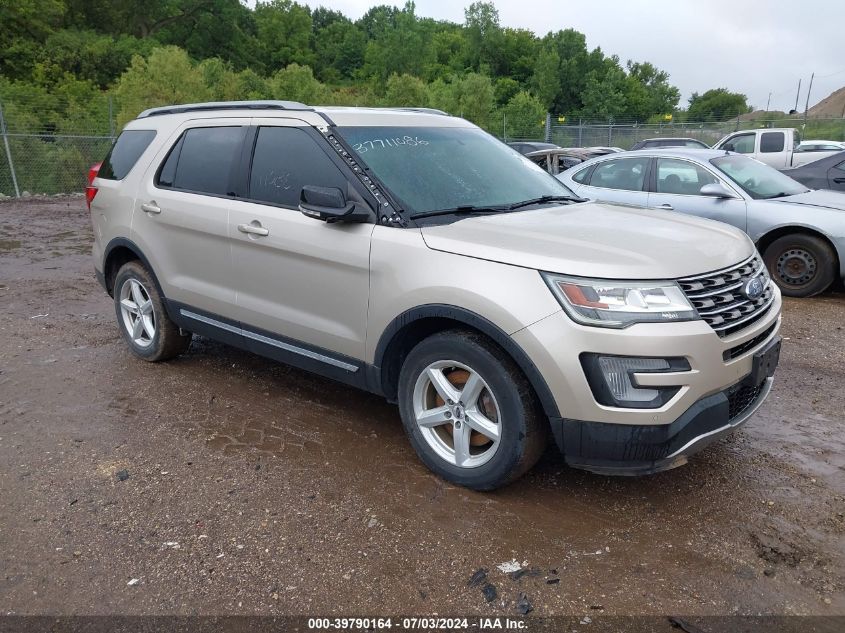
xmin=86 ymin=162 xmax=101 ymax=209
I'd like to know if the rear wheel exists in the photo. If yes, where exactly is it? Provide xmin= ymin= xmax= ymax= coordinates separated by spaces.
xmin=113 ymin=261 xmax=191 ymax=361
xmin=763 ymin=234 xmax=836 ymax=297
xmin=397 ymin=330 xmax=547 ymax=490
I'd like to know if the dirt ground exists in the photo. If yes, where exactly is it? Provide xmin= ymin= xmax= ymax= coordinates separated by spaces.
xmin=1 ymin=197 xmax=843 ymax=619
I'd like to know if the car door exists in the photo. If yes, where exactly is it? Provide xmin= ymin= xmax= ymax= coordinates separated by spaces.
xmin=228 ymin=119 xmax=375 ymax=363
xmin=133 ymin=120 xmax=249 ymax=320
xmin=828 ymin=158 xmax=845 ymax=191
xmin=647 ymin=157 xmax=748 ymax=231
xmin=575 ymin=156 xmax=650 ymax=206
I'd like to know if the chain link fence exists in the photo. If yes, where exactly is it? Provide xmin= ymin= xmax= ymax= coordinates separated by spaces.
xmin=541 ymin=114 xmax=845 ymax=150
xmin=3 ymin=94 xmax=845 ymax=197
xmin=0 ymin=94 xmax=116 ymax=198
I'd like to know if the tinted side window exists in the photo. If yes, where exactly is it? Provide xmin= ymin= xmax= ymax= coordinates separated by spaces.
xmin=834 ymin=160 xmax=845 ymax=173
xmin=588 ymin=158 xmax=649 ymax=191
xmin=248 ymin=127 xmax=347 ymax=207
xmin=760 ymin=132 xmax=785 ymax=153
xmin=157 ymin=127 xmax=243 ymax=195
xmin=98 ymin=130 xmax=156 ymax=180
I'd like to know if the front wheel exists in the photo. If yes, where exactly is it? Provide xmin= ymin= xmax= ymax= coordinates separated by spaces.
xmin=763 ymin=234 xmax=837 ymax=298
xmin=397 ymin=330 xmax=548 ymax=490
xmin=113 ymin=261 xmax=192 ymax=361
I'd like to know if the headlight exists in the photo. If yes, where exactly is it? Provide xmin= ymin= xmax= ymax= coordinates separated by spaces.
xmin=542 ymin=273 xmax=698 ymax=328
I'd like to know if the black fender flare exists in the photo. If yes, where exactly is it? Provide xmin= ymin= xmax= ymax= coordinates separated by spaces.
xmin=372 ymin=304 xmax=561 ymax=420
xmin=102 ymin=237 xmax=173 ymax=317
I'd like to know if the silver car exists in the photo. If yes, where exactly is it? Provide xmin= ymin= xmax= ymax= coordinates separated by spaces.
xmin=559 ymin=148 xmax=845 ymax=297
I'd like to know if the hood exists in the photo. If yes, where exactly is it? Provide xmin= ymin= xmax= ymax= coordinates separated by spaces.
xmin=777 ymin=189 xmax=845 ymax=211
xmin=420 ymin=201 xmax=754 ymax=279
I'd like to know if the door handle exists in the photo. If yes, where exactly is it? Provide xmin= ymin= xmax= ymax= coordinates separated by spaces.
xmin=658 ymin=203 xmax=674 ymax=210
xmin=833 ymin=177 xmax=845 ymax=184
xmin=141 ymin=201 xmax=161 ymax=214
xmin=237 ymin=222 xmax=270 ymax=237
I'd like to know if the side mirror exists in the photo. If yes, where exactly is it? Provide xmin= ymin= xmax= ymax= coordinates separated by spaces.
xmin=722 ymin=143 xmax=735 ymax=152
xmin=299 ymin=185 xmax=369 ymax=223
xmin=700 ymin=183 xmax=736 ymax=199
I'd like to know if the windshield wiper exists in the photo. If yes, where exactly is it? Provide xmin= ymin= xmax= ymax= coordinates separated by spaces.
xmin=411 ymin=205 xmax=509 ymax=220
xmin=506 ymin=194 xmax=586 ymax=210
xmin=765 ymin=192 xmax=795 ymax=199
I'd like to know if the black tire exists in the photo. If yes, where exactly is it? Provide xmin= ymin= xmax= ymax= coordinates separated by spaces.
xmin=397 ymin=329 xmax=548 ymax=491
xmin=113 ymin=261 xmax=191 ymax=361
xmin=763 ymin=234 xmax=837 ymax=298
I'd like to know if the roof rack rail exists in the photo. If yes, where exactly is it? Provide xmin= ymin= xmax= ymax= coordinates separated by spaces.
xmin=392 ymin=107 xmax=450 ymax=116
xmin=137 ymin=100 xmax=312 ymax=118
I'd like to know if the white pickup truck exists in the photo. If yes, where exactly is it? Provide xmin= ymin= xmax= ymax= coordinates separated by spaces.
xmin=713 ymin=128 xmax=840 ymax=168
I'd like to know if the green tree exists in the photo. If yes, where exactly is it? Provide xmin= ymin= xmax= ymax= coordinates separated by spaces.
xmin=580 ymin=63 xmax=629 ymax=120
xmin=493 ymin=77 xmax=520 ymax=106
xmin=464 ymin=1 xmax=501 ymax=73
xmin=627 ymin=61 xmax=680 ymax=117
xmin=254 ymin=0 xmax=314 ymax=72
xmin=452 ymin=73 xmax=495 ymax=127
xmin=530 ymin=45 xmax=560 ymax=110
xmin=687 ymin=88 xmax=751 ymax=121
xmin=362 ymin=2 xmax=430 ymax=81
xmin=313 ymin=19 xmax=365 ymax=81
xmin=504 ymin=91 xmax=545 ymax=138
xmin=113 ymin=46 xmax=211 ymax=125
xmin=384 ymin=73 xmax=428 ymax=106
xmin=0 ymin=0 xmax=65 ymax=78
xmin=269 ymin=63 xmax=326 ymax=103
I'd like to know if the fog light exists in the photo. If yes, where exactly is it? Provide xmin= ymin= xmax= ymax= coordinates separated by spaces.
xmin=581 ymin=354 xmax=690 ymax=409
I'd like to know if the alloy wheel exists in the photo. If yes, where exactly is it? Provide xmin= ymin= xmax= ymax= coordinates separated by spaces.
xmin=119 ymin=278 xmax=156 ymax=348
xmin=412 ymin=360 xmax=502 ymax=468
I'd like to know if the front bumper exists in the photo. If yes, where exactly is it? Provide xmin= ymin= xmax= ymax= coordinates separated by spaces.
xmin=511 ymin=286 xmax=782 ymax=474
xmin=550 ymin=373 xmax=774 ymax=475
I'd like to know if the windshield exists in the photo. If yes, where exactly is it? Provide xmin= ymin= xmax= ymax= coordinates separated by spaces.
xmin=710 ymin=155 xmax=809 ymax=199
xmin=337 ymin=126 xmax=577 ymax=216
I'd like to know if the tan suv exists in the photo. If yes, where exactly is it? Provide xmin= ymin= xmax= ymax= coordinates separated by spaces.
xmin=88 ymin=101 xmax=782 ymax=489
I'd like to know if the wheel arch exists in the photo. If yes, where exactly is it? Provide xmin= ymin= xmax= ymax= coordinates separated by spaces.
xmin=103 ymin=237 xmax=166 ymax=300
xmin=373 ymin=305 xmax=561 ymax=420
xmin=756 ymin=225 xmax=841 ymax=270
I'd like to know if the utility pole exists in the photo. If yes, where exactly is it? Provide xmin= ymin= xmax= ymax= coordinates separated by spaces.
xmin=792 ymin=78 xmax=802 ymax=113
xmin=765 ymin=92 xmax=771 ymax=113
xmin=803 ymin=72 xmax=815 ymax=134
xmin=0 ymin=100 xmax=21 ymax=198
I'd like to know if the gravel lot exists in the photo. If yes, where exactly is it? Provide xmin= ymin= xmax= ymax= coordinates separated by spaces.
xmin=1 ymin=198 xmax=843 ymax=618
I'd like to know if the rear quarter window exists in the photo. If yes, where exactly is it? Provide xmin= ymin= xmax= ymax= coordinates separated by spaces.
xmin=760 ymin=132 xmax=785 ymax=153
xmin=572 ymin=167 xmax=590 ymax=184
xmin=98 ymin=130 xmax=156 ymax=180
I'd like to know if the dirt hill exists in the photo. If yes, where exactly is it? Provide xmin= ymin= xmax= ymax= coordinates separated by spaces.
xmin=808 ymin=86 xmax=845 ymax=118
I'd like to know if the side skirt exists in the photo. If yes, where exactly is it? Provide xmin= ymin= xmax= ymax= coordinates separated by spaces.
xmin=166 ymin=301 xmax=382 ymax=395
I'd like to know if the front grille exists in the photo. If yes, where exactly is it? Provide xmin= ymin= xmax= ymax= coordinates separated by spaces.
xmin=727 ymin=380 xmax=765 ymax=420
xmin=678 ymin=255 xmax=774 ymax=337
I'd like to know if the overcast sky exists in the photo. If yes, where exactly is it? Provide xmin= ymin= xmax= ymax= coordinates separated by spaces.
xmin=257 ymin=0 xmax=845 ymax=111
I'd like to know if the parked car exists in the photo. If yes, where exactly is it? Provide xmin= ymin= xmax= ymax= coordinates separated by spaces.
xmin=525 ymin=148 xmax=583 ymax=175
xmin=507 ymin=141 xmax=560 ymax=155
xmin=560 ymin=148 xmax=845 ymax=297
xmin=780 ymin=150 xmax=845 ymax=192
xmin=89 ymin=101 xmax=781 ymax=489
xmin=586 ymin=146 xmax=625 ymax=154
xmin=631 ymin=137 xmax=710 ymax=150
xmin=796 ymin=140 xmax=845 ymax=153
xmin=712 ymin=128 xmax=841 ymax=168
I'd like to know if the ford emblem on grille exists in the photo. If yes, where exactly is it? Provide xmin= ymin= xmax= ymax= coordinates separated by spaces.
xmin=742 ymin=275 xmax=765 ymax=300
